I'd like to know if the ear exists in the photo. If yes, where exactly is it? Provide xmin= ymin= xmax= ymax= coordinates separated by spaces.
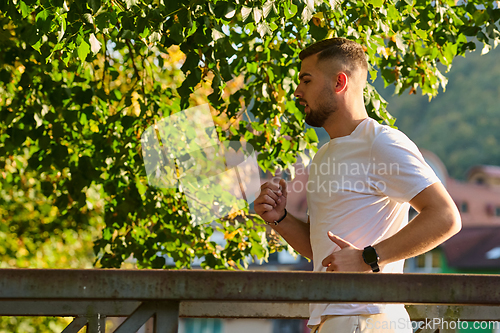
xmin=334 ymin=72 xmax=348 ymax=93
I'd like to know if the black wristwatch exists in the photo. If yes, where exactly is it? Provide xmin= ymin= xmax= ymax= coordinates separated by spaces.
xmin=362 ymin=245 xmax=380 ymax=272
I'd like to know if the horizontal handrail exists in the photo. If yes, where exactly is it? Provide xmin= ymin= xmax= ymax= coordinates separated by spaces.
xmin=1 ymin=269 xmax=499 ymax=332
xmin=0 ymin=300 xmax=499 ymax=322
xmin=0 ymin=269 xmax=499 ymax=305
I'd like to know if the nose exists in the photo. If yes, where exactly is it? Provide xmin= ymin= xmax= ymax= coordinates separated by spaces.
xmin=294 ymin=85 xmax=302 ymax=99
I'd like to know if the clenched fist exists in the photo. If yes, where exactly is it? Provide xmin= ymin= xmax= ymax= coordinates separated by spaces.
xmin=254 ymin=179 xmax=287 ymax=224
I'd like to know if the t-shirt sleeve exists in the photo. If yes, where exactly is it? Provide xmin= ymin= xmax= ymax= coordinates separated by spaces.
xmin=368 ymin=128 xmax=441 ymax=203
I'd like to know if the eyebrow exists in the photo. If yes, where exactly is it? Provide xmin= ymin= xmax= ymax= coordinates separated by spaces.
xmin=299 ymin=72 xmax=312 ymax=81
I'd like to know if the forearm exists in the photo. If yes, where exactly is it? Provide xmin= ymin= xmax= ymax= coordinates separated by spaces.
xmin=322 ymin=183 xmax=462 ymax=272
xmin=254 ymin=179 xmax=313 ymax=259
xmin=271 ymin=213 xmax=313 ymax=259
xmin=375 ymin=203 xmax=461 ymax=267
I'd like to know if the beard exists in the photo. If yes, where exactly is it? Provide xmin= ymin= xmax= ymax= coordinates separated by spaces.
xmin=304 ymin=86 xmax=337 ymax=127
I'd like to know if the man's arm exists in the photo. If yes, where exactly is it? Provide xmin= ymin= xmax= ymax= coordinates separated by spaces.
xmin=322 ymin=182 xmax=462 ymax=272
xmin=273 ymin=215 xmax=312 ymax=260
xmin=254 ymin=179 xmax=313 ymax=259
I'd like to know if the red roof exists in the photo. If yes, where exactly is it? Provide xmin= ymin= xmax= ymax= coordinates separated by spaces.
xmin=441 ymin=227 xmax=500 ymax=269
xmin=467 ymin=165 xmax=500 ymax=180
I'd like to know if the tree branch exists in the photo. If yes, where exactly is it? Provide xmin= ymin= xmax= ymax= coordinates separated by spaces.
xmin=125 ymin=39 xmax=144 ymax=95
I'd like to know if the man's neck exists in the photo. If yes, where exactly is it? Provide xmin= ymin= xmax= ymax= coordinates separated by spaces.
xmin=323 ymin=105 xmax=368 ymax=140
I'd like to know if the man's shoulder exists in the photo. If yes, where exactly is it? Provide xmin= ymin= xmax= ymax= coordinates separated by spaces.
xmin=357 ymin=118 xmax=403 ymax=139
xmin=369 ymin=120 xmax=416 ymax=149
xmin=368 ymin=121 xmax=423 ymax=163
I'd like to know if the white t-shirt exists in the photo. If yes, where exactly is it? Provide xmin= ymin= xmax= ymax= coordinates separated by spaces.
xmin=306 ymin=117 xmax=440 ymax=327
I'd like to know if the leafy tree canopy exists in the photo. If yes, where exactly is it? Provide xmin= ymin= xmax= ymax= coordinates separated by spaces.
xmin=1 ymin=0 xmax=500 ymax=271
xmin=376 ymin=46 xmax=500 ymax=180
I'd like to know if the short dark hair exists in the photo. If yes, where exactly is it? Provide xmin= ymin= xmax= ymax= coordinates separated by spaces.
xmin=299 ymin=38 xmax=368 ymax=74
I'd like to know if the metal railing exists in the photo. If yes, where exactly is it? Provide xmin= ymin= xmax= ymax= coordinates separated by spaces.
xmin=0 ymin=269 xmax=499 ymax=333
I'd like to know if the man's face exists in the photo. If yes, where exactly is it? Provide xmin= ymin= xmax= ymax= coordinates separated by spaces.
xmin=294 ymin=54 xmax=337 ymax=127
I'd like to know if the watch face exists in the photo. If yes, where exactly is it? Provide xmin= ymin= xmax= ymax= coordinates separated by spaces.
xmin=363 ymin=247 xmax=378 ymax=264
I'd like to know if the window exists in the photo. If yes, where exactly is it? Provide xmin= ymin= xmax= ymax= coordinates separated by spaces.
xmin=496 ymin=206 xmax=500 ymax=217
xmin=405 ymin=251 xmax=441 ymax=273
xmin=183 ymin=318 xmax=222 ymax=333
xmin=416 ymin=255 xmax=426 ymax=268
xmin=273 ymin=319 xmax=304 ymax=333
xmin=486 ymin=247 xmax=500 ymax=260
xmin=460 ymin=202 xmax=468 ymax=213
xmin=432 ymin=251 xmax=441 ymax=268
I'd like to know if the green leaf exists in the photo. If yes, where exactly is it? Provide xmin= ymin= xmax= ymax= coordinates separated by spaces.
xmin=212 ymin=28 xmax=226 ymax=41
xmin=263 ymin=1 xmax=275 ymax=18
xmin=241 ymin=6 xmax=252 ymax=21
xmin=301 ymin=6 xmax=313 ymax=25
xmin=253 ymin=7 xmax=263 ymax=23
xmin=90 ymin=0 xmax=102 ymax=13
xmin=181 ymin=52 xmax=200 ymax=73
xmin=284 ymin=2 xmax=298 ymax=19
xmin=19 ymin=1 xmax=29 ymax=18
xmin=214 ymin=1 xmax=234 ymax=19
xmin=305 ymin=128 xmax=318 ymax=142
xmin=78 ymin=40 xmax=90 ymax=62
xmin=310 ymin=20 xmax=328 ymax=40
xmin=367 ymin=0 xmax=384 ymax=8
xmin=442 ymin=43 xmax=457 ymax=65
xmin=89 ymin=34 xmax=101 ymax=54
xmin=124 ymin=0 xmax=138 ymax=9
xmin=257 ymin=22 xmax=272 ymax=38
xmin=481 ymin=43 xmax=491 ymax=55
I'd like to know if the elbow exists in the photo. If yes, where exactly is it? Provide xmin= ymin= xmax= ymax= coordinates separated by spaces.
xmin=444 ymin=205 xmax=462 ymax=238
